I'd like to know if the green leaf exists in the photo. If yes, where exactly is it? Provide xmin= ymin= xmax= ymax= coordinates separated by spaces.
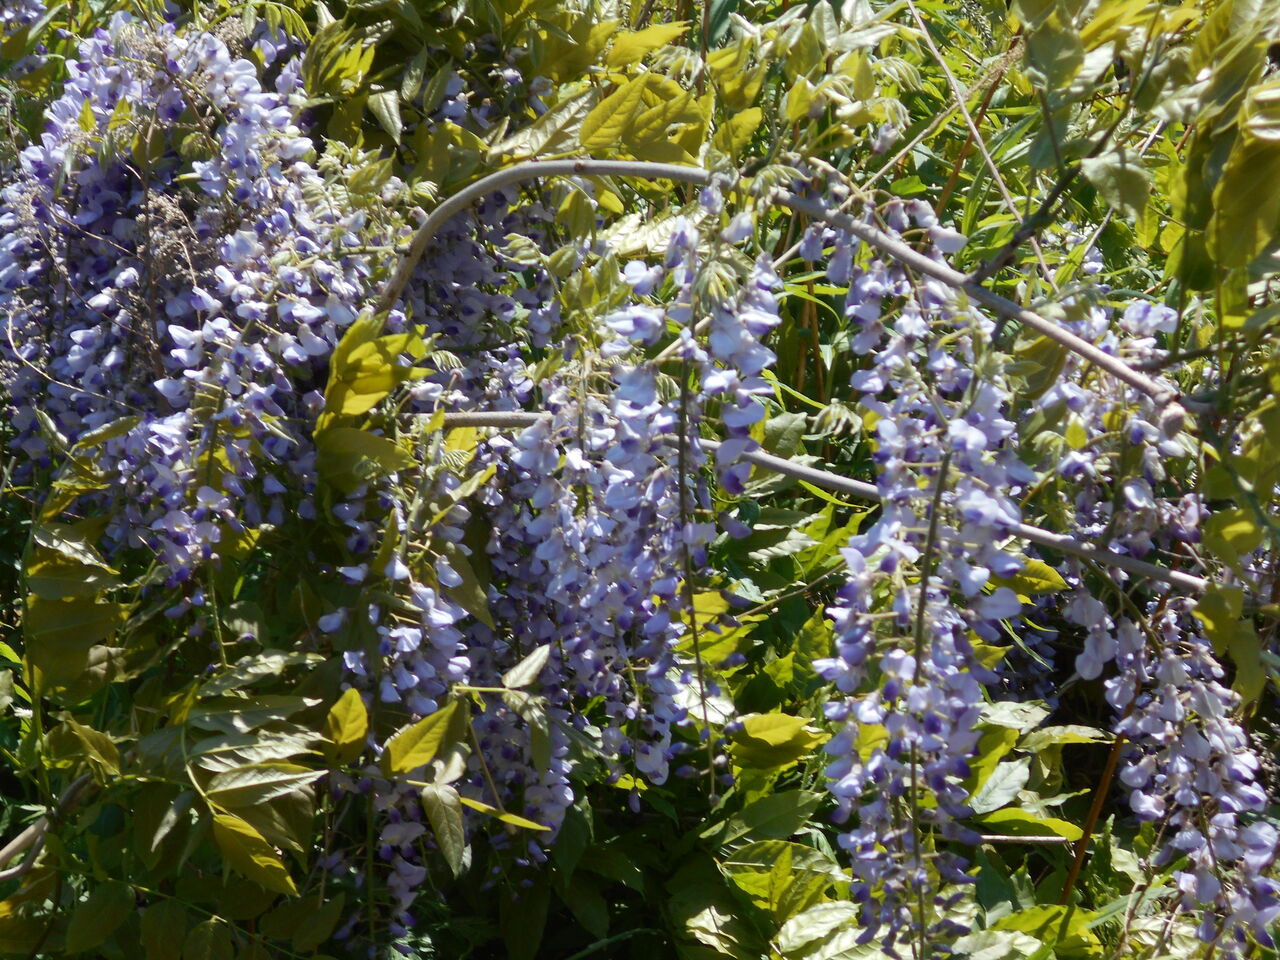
xmin=182 ymin=918 xmax=234 ymax=960
xmin=721 ymin=840 xmax=844 ymax=921
xmin=383 ymin=699 xmax=468 ymax=775
xmin=316 ymin=427 xmax=413 ymax=494
xmin=211 ymin=813 xmax=299 ymax=896
xmin=991 ymin=905 xmax=1102 ymax=958
xmin=24 ymin=594 xmax=127 ymax=682
xmin=65 ymin=881 xmax=134 ymax=953
xmin=1202 ymin=508 xmax=1264 ymax=564
xmin=1208 ymin=82 xmax=1280 ymax=267
xmin=969 ymin=758 xmax=1032 ymax=815
xmin=457 ymin=795 xmax=551 ymax=830
xmin=580 ymin=75 xmax=650 ymax=150
xmin=980 ymin=701 xmax=1053 ymax=732
xmin=952 ymin=929 xmax=1047 ymax=960
xmin=487 ymin=85 xmax=595 ymax=160
xmin=140 ymin=900 xmax=187 ymax=960
xmin=1023 ymin=12 xmax=1084 ymax=89
xmin=1019 ymin=725 xmax=1110 ymax=752
xmin=206 ymin=762 xmax=322 ymax=808
xmin=993 ymin=559 xmax=1068 ymax=596
xmin=776 ymin=901 xmax=860 ymax=957
xmin=420 ymin=783 xmax=467 ymax=877
xmin=500 ymin=877 xmax=550 ymax=960
xmin=718 ymin=791 xmax=824 ymax=844
xmin=0 ymin=914 xmax=48 ymax=954
xmin=260 ymin=893 xmax=346 ymax=951
xmin=26 ymin=552 xmax=122 ymax=599
xmin=976 ymin=808 xmax=1083 ymax=841
xmin=1193 ymin=584 xmax=1265 ymax=702
xmin=59 ymin=714 xmax=120 ymax=775
xmin=187 ymin=695 xmax=317 ymax=734
xmin=366 ymin=90 xmax=402 ymax=143
xmin=730 ymin=713 xmax=826 ymax=770
xmin=1081 ymin=148 xmax=1151 ymax=219
xmin=324 ymin=687 xmax=368 ymax=765
xmin=562 ymin=875 xmax=609 ymax=938
xmin=606 ymin=22 xmax=689 ymax=68
xmin=502 ymin=644 xmax=551 ymax=689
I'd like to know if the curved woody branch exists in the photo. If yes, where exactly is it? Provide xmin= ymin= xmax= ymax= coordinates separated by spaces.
xmin=380 ymin=159 xmax=1182 ymax=408
xmin=437 ymin=412 xmax=1209 ymax=595
xmin=0 ymin=774 xmax=92 ymax=883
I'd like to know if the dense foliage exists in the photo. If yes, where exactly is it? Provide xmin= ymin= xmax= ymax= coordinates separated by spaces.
xmin=1 ymin=0 xmax=1279 ymax=958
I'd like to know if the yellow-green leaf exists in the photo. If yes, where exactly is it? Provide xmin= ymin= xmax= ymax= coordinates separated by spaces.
xmin=976 ymin=808 xmax=1083 ymax=841
xmin=457 ymin=795 xmax=551 ymax=830
xmin=731 ymin=713 xmax=826 ymax=770
xmin=383 ymin=699 xmax=468 ymax=775
xmin=324 ymin=687 xmax=369 ymax=765
xmin=581 ymin=75 xmax=651 ymax=151
xmin=606 ymin=22 xmax=689 ymax=68
xmin=212 ymin=813 xmax=299 ymax=896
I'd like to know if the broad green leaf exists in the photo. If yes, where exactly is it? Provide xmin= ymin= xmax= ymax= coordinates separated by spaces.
xmin=198 ymin=651 xmax=321 ymax=697
xmin=212 ymin=812 xmax=299 ymax=896
xmin=140 ymin=900 xmax=187 ymax=960
xmin=1193 ymin=584 xmax=1265 ymax=702
xmin=1202 ymin=507 xmax=1264 ymax=563
xmin=182 ymin=917 xmax=235 ymax=960
xmin=981 ymin=701 xmax=1053 ymax=732
xmin=487 ymin=84 xmax=595 ymax=160
xmin=316 ymin=427 xmax=413 ymax=494
xmin=24 ymin=595 xmax=127 ymax=682
xmin=775 ymin=901 xmax=859 ymax=956
xmin=1023 ymin=12 xmax=1084 ymax=89
xmin=324 ymin=687 xmax=368 ymax=765
xmin=186 ymin=695 xmax=317 ymax=734
xmin=721 ymin=840 xmax=844 ymax=921
xmin=969 ymin=758 xmax=1032 ymax=815
xmin=65 ymin=881 xmax=133 ymax=953
xmin=991 ymin=905 xmax=1102 ymax=957
xmin=502 ymin=644 xmax=551 ymax=689
xmin=714 ymin=106 xmax=762 ymax=155
xmin=1081 ymin=148 xmax=1151 ymax=219
xmin=731 ymin=713 xmax=826 ymax=770
xmin=366 ymin=90 xmax=401 ymax=143
xmin=1208 ymin=81 xmax=1280 ymax=267
xmin=420 ymin=783 xmax=467 ymax=876
xmin=1019 ymin=725 xmax=1110 ymax=752
xmin=206 ymin=762 xmax=322 ymax=807
xmin=976 ymin=807 xmax=1083 ymax=841
xmin=59 ymin=714 xmax=120 ymax=775
xmin=580 ymin=75 xmax=651 ymax=150
xmin=383 ymin=698 xmax=468 ymax=775
xmin=993 ymin=559 xmax=1068 ymax=596
xmin=606 ymin=22 xmax=689 ymax=68
xmin=0 ymin=913 xmax=47 ymax=954
xmin=26 ymin=552 xmax=121 ymax=599
xmin=260 ymin=893 xmax=346 ymax=951
xmin=718 ymin=790 xmax=824 ymax=844
xmin=953 ymin=928 xmax=1046 ymax=960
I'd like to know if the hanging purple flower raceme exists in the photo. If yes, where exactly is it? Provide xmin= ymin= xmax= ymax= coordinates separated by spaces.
xmin=815 ymin=201 xmax=1032 ymax=954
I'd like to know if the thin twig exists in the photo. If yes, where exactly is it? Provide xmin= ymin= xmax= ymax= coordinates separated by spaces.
xmin=434 ymin=411 xmax=1209 ymax=594
xmin=905 ymin=0 xmax=1055 ymax=285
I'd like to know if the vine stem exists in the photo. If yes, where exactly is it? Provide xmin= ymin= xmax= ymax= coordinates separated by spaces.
xmin=0 ymin=773 xmax=92 ymax=883
xmin=378 ymin=159 xmax=1181 ymax=409
xmin=434 ymin=411 xmax=1209 ymax=594
xmin=1058 ymin=728 xmax=1127 ymax=905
